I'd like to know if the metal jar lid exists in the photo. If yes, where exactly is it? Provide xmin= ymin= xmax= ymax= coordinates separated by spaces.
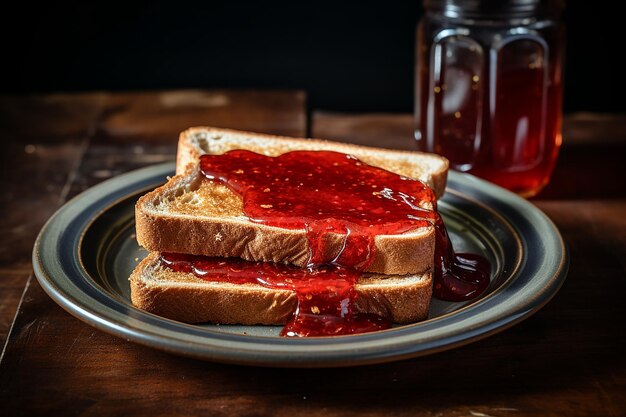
xmin=423 ymin=0 xmax=565 ymax=19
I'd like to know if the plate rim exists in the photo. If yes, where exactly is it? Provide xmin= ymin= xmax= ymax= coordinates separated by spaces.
xmin=32 ymin=162 xmax=569 ymax=367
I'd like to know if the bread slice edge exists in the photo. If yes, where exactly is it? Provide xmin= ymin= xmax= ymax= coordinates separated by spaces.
xmin=130 ymin=253 xmax=432 ymax=326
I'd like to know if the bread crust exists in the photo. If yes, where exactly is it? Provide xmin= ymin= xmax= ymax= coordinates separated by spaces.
xmin=130 ymin=253 xmax=432 ymax=325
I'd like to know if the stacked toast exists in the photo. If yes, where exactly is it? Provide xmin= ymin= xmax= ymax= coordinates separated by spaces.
xmin=130 ymin=127 xmax=449 ymax=333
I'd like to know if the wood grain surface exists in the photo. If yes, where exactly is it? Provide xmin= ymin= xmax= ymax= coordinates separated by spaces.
xmin=1 ymin=95 xmax=624 ymax=416
xmin=0 ymin=90 xmax=305 ymax=350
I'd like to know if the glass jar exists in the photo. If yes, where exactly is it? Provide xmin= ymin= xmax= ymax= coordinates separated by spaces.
xmin=415 ymin=0 xmax=565 ymax=197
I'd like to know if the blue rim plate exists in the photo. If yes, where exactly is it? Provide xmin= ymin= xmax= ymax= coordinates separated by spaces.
xmin=33 ymin=163 xmax=568 ymax=367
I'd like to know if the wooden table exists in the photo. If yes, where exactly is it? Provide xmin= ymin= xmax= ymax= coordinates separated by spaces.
xmin=1 ymin=91 xmax=624 ymax=416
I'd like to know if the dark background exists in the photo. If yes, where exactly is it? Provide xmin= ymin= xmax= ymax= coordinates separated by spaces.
xmin=1 ymin=1 xmax=622 ymax=113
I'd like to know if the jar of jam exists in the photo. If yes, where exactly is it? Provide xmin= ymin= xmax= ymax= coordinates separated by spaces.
xmin=415 ymin=0 xmax=565 ymax=197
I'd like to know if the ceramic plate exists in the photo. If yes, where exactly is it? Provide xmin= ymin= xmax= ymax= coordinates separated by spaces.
xmin=33 ymin=163 xmax=568 ymax=367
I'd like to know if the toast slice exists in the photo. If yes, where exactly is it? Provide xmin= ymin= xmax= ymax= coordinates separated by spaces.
xmin=130 ymin=253 xmax=432 ymax=325
xmin=135 ymin=128 xmax=448 ymax=275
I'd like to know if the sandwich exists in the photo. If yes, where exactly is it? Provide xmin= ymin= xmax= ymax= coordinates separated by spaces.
xmin=130 ymin=127 xmax=452 ymax=336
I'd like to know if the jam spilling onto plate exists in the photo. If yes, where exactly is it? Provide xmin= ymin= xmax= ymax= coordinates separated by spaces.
xmin=161 ymin=150 xmax=490 ymax=337
xmin=432 ymin=215 xmax=491 ymax=301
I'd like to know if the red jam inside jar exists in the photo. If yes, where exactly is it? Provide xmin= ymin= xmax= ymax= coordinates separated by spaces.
xmin=415 ymin=6 xmax=565 ymax=197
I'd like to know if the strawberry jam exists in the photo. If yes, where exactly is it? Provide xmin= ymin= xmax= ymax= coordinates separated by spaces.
xmin=160 ymin=150 xmax=490 ymax=337
xmin=200 ymin=150 xmax=436 ymax=269
xmin=159 ymin=253 xmax=391 ymax=336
